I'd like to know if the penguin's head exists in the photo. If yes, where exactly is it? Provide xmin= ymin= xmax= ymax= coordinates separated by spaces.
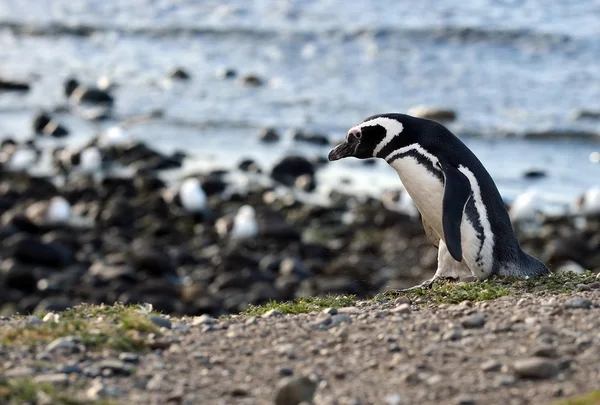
xmin=328 ymin=113 xmax=408 ymax=161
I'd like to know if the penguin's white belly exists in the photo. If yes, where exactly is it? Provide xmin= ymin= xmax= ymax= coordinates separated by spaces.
xmin=391 ymin=157 xmax=487 ymax=278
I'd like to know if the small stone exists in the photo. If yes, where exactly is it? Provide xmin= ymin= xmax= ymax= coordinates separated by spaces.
xmin=322 ymin=307 xmax=338 ymax=315
xmin=532 ymin=345 xmax=557 ymax=358
xmin=385 ymin=393 xmax=403 ymax=405
xmin=274 ymin=375 xmax=317 ymax=405
xmin=43 ymin=312 xmax=60 ymax=323
xmin=330 ymin=314 xmax=352 ymax=327
xmin=87 ymin=379 xmax=121 ymax=399
xmin=279 ymin=367 xmax=294 ymax=377
xmin=148 ymin=315 xmax=172 ymax=329
xmin=97 ymin=360 xmax=133 ymax=376
xmin=118 ymin=353 xmax=140 ymax=364
xmin=481 ymin=360 xmax=502 ymax=372
xmin=172 ymin=323 xmax=190 ymax=333
xmin=443 ymin=330 xmax=462 ymax=341
xmin=45 ymin=336 xmax=80 ymax=353
xmin=231 ymin=387 xmax=249 ymax=397
xmin=388 ymin=343 xmax=402 ymax=353
xmin=5 ymin=366 xmax=35 ymax=378
xmin=259 ymin=127 xmax=280 ymax=143
xmin=408 ymin=105 xmax=457 ymax=121
xmin=514 ymin=357 xmax=558 ymax=379
xmin=262 ymin=309 xmax=284 ymax=318
xmin=456 ymin=395 xmax=476 ymax=405
xmin=393 ymin=297 xmax=411 ymax=306
xmin=192 ymin=314 xmax=215 ymax=325
xmin=34 ymin=374 xmax=69 ymax=385
xmin=392 ymin=303 xmax=411 ymax=314
xmin=461 ymin=314 xmax=486 ymax=328
xmin=588 ymin=281 xmax=600 ymax=289
xmin=26 ymin=315 xmax=43 ymax=326
xmin=239 ymin=74 xmax=263 ymax=87
xmin=565 ymin=297 xmax=592 ymax=309
xmin=168 ymin=67 xmax=191 ymax=80
xmin=216 ymin=67 xmax=237 ymax=79
xmin=59 ymin=365 xmax=83 ymax=375
xmin=146 ymin=374 xmax=164 ymax=391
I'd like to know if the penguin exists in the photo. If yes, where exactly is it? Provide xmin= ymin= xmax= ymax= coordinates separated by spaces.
xmin=328 ymin=113 xmax=549 ymax=289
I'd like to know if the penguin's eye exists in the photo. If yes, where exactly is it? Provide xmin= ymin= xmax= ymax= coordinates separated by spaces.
xmin=354 ymin=132 xmax=362 ymax=139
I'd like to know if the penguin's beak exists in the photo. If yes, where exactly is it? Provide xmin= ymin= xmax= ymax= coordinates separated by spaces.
xmin=328 ymin=140 xmax=354 ymax=161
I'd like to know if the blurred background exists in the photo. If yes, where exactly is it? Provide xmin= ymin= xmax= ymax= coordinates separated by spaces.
xmin=1 ymin=0 xmax=599 ymax=316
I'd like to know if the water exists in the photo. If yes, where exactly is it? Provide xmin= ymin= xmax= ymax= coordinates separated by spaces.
xmin=1 ymin=0 xmax=600 ymax=206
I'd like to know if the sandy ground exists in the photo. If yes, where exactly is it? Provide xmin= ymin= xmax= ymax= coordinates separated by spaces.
xmin=2 ymin=290 xmax=600 ymax=405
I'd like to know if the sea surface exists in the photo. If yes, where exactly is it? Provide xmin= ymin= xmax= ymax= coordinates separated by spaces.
xmin=1 ymin=0 xmax=600 ymax=206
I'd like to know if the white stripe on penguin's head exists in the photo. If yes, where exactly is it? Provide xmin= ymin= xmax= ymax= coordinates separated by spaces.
xmin=352 ymin=117 xmax=404 ymax=157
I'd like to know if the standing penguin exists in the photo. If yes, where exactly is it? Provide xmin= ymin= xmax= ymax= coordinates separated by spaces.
xmin=328 ymin=113 xmax=549 ymax=289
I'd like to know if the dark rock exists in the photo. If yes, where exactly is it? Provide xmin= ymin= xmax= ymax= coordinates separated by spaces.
xmin=270 ymin=156 xmax=315 ymax=187
xmin=96 ymin=360 xmax=134 ymax=376
xmin=2 ymin=260 xmax=39 ymax=292
xmin=7 ymin=235 xmax=74 ymax=268
xmin=259 ymin=127 xmax=280 ymax=143
xmin=0 ymin=78 xmax=30 ymax=92
xmin=64 ymin=78 xmax=114 ymax=106
xmin=461 ymin=314 xmax=487 ymax=328
xmin=514 ymin=357 xmax=558 ymax=379
xmin=168 ymin=67 xmax=191 ymax=80
xmin=523 ymin=169 xmax=546 ymax=179
xmin=130 ymin=244 xmax=176 ymax=276
xmin=239 ymin=74 xmax=263 ymax=87
xmin=237 ymin=158 xmax=262 ymax=173
xmin=290 ymin=130 xmax=329 ymax=145
xmin=216 ymin=68 xmax=237 ymax=79
xmin=564 ymin=296 xmax=593 ymax=309
xmin=34 ymin=297 xmax=72 ymax=313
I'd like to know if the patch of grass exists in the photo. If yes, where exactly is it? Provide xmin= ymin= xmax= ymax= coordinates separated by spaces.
xmin=0 ymin=378 xmax=118 ymax=405
xmin=1 ymin=303 xmax=160 ymax=352
xmin=242 ymin=295 xmax=357 ymax=316
xmin=553 ymin=390 xmax=600 ymax=405
xmin=376 ymin=271 xmax=598 ymax=305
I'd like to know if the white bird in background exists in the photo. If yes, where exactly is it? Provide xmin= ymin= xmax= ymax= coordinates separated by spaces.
xmin=99 ymin=126 xmax=130 ymax=147
xmin=46 ymin=196 xmax=72 ymax=224
xmin=573 ymin=186 xmax=600 ymax=216
xmin=8 ymin=148 xmax=38 ymax=171
xmin=179 ymin=178 xmax=207 ymax=213
xmin=508 ymin=189 xmax=544 ymax=223
xmin=230 ymin=205 xmax=259 ymax=240
xmin=79 ymin=146 xmax=102 ymax=174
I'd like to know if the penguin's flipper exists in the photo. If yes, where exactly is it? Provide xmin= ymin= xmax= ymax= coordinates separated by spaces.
xmin=441 ymin=165 xmax=472 ymax=262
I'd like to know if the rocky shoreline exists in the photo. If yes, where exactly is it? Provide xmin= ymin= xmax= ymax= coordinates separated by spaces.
xmin=1 ymin=97 xmax=600 ymax=317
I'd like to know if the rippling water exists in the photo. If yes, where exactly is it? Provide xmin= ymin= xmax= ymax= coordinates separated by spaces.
xmin=1 ymin=0 xmax=599 ymax=204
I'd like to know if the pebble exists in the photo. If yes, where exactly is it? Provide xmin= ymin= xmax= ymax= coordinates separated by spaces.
xmin=97 ymin=360 xmax=134 ymax=376
xmin=43 ymin=312 xmax=60 ymax=323
xmin=262 ymin=309 xmax=284 ymax=318
xmin=322 ymin=307 xmax=338 ymax=315
xmin=513 ymin=357 xmax=558 ymax=379
xmin=148 ymin=315 xmax=172 ymax=329
xmin=172 ymin=322 xmax=190 ymax=332
xmin=532 ymin=345 xmax=558 ymax=358
xmin=274 ymin=375 xmax=317 ymax=405
xmin=34 ymin=373 xmax=69 ymax=385
xmin=564 ymin=297 xmax=593 ymax=309
xmin=279 ymin=367 xmax=294 ymax=376
xmin=87 ymin=379 xmax=121 ymax=399
xmin=385 ymin=393 xmax=403 ymax=405
xmin=26 ymin=315 xmax=43 ymax=326
xmin=330 ymin=314 xmax=352 ymax=327
xmin=461 ymin=314 xmax=486 ymax=329
xmin=456 ymin=395 xmax=476 ymax=405
xmin=192 ymin=314 xmax=215 ymax=325
xmin=118 ymin=352 xmax=140 ymax=364
xmin=391 ymin=303 xmax=411 ymax=314
xmin=481 ymin=359 xmax=502 ymax=372
xmin=443 ymin=330 xmax=462 ymax=341
xmin=45 ymin=336 xmax=80 ymax=353
xmin=168 ymin=67 xmax=191 ymax=80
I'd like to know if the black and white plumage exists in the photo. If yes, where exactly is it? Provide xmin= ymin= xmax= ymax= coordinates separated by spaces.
xmin=328 ymin=113 xmax=549 ymax=288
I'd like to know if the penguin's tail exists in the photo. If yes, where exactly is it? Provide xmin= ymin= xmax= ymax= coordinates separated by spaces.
xmin=519 ymin=251 xmax=551 ymax=278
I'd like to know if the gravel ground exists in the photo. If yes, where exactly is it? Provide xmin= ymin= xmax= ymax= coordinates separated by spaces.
xmin=2 ymin=290 xmax=600 ymax=405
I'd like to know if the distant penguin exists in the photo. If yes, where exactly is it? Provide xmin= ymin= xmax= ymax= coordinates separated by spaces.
xmin=328 ymin=113 xmax=549 ymax=289
xmin=573 ymin=186 xmax=600 ymax=217
xmin=179 ymin=178 xmax=207 ymax=213
xmin=26 ymin=196 xmax=71 ymax=225
xmin=64 ymin=77 xmax=114 ymax=106
xmin=216 ymin=205 xmax=258 ymax=240
xmin=509 ymin=189 xmax=544 ymax=223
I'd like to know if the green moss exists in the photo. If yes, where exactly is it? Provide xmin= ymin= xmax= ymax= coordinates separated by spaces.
xmin=553 ymin=390 xmax=600 ymax=405
xmin=242 ymin=295 xmax=357 ymax=316
xmin=1 ymin=304 xmax=159 ymax=352
xmin=377 ymin=271 xmax=598 ymax=305
xmin=0 ymin=378 xmax=119 ymax=405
